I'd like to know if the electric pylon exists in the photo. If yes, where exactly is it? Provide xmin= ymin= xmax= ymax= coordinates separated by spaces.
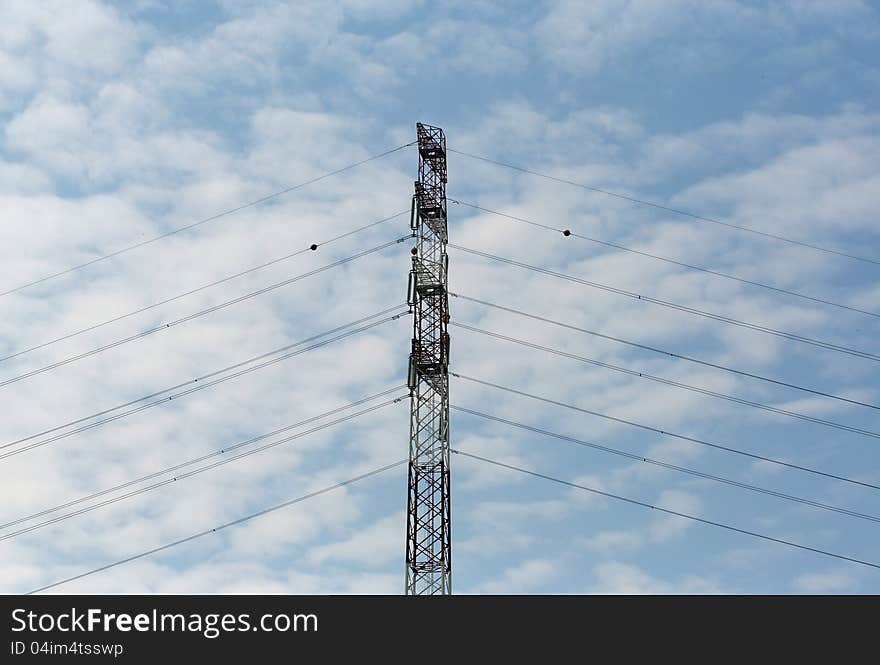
xmin=405 ymin=122 xmax=451 ymax=595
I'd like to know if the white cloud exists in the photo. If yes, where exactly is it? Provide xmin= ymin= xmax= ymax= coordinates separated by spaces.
xmin=591 ymin=561 xmax=724 ymax=594
xmin=306 ymin=511 xmax=403 ymax=567
xmin=0 ymin=0 xmax=141 ymax=109
xmin=792 ymin=571 xmax=857 ymax=593
xmin=474 ymin=558 xmax=557 ymax=594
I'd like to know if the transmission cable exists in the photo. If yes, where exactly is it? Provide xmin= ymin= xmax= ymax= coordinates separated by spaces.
xmin=451 ymin=200 xmax=880 ymax=319
xmin=1 ymin=393 xmax=408 ymax=542
xmin=452 ymin=449 xmax=880 ymax=571
xmin=0 ymin=236 xmax=409 ymax=389
xmin=0 ymin=386 xmax=403 ymax=532
xmin=448 ymin=148 xmax=880 ymax=267
xmin=452 ymin=322 xmax=880 ymax=439
xmin=451 ymin=292 xmax=880 ymax=411
xmin=450 ymin=244 xmax=880 ymax=362
xmin=451 ymin=404 xmax=880 ymax=524
xmin=0 ymin=307 xmax=408 ymax=460
xmin=0 ymin=210 xmax=408 ymax=365
xmin=27 ymin=459 xmax=407 ymax=594
xmin=3 ymin=142 xmax=415 ymax=299
xmin=452 ymin=373 xmax=880 ymax=492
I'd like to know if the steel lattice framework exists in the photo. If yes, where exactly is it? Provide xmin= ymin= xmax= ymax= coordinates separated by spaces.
xmin=405 ymin=122 xmax=452 ymax=595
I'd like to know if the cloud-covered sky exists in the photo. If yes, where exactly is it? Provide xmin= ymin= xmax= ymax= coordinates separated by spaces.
xmin=1 ymin=0 xmax=878 ymax=594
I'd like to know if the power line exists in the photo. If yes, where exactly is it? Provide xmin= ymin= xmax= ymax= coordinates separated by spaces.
xmin=3 ymin=142 xmax=415 ymax=299
xmin=451 ymin=292 xmax=880 ymax=411
xmin=0 ymin=307 xmax=408 ymax=459
xmin=450 ymin=244 xmax=880 ymax=362
xmin=1 ymin=393 xmax=408 ymax=542
xmin=26 ymin=459 xmax=407 ymax=594
xmin=451 ymin=404 xmax=880 ymax=524
xmin=452 ymin=322 xmax=880 ymax=440
xmin=452 ymin=373 xmax=880 ymax=492
xmin=452 ymin=449 xmax=880 ymax=571
xmin=447 ymin=148 xmax=880 ymax=267
xmin=450 ymin=200 xmax=880 ymax=319
xmin=0 ymin=386 xmax=404 ymax=532
xmin=0 ymin=236 xmax=409 ymax=389
xmin=0 ymin=210 xmax=409 ymax=365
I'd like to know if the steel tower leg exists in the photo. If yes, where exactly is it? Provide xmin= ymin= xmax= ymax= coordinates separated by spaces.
xmin=405 ymin=122 xmax=451 ymax=595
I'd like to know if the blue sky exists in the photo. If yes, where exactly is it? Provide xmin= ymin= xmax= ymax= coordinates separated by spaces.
xmin=0 ymin=0 xmax=879 ymax=593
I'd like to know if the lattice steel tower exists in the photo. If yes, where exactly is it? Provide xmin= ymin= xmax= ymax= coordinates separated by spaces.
xmin=405 ymin=122 xmax=451 ymax=595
